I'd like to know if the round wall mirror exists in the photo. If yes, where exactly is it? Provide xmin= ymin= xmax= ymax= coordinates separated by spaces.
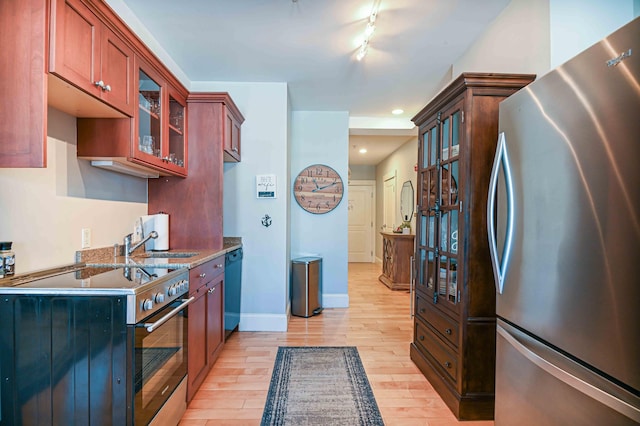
xmin=400 ymin=181 xmax=414 ymax=222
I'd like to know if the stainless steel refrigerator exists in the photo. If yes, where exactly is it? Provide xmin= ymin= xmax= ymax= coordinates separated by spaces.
xmin=487 ymin=17 xmax=640 ymax=425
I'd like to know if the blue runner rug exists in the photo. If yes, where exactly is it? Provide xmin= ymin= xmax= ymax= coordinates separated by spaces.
xmin=261 ymin=346 xmax=385 ymax=426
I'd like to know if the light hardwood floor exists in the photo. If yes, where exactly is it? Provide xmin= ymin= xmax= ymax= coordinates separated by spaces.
xmin=179 ymin=262 xmax=494 ymax=426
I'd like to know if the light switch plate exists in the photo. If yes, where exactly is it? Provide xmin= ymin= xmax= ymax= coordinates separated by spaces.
xmin=81 ymin=228 xmax=91 ymax=249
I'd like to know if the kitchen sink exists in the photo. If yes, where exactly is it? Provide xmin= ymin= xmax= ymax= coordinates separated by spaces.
xmin=135 ymin=252 xmax=199 ymax=259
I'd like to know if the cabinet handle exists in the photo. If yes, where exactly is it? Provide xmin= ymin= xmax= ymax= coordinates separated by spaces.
xmin=410 ymin=255 xmax=414 ymax=319
xmin=444 ymin=361 xmax=452 ymax=368
xmin=199 ymin=273 xmax=206 ymax=278
xmin=445 ymin=328 xmax=452 ymax=335
xmin=208 ymin=287 xmax=216 ymax=294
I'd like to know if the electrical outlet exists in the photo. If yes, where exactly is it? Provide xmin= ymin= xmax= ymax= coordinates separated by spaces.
xmin=81 ymin=228 xmax=91 ymax=249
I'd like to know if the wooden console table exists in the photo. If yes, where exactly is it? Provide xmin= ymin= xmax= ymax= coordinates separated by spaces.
xmin=379 ymin=232 xmax=415 ymax=291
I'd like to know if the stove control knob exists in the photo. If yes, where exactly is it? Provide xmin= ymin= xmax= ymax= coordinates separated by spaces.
xmin=142 ymin=299 xmax=153 ymax=311
xmin=155 ymin=293 xmax=165 ymax=303
xmin=168 ymin=285 xmax=177 ymax=296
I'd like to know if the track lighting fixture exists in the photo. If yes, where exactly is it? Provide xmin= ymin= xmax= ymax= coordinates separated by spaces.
xmin=356 ymin=5 xmax=378 ymax=61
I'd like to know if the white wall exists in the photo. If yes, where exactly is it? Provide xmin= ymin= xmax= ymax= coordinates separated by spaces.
xmin=550 ymin=0 xmax=636 ymax=68
xmin=375 ymin=137 xmax=418 ymax=261
xmin=191 ymin=81 xmax=291 ymax=332
xmin=349 ymin=164 xmax=376 ymax=181
xmin=452 ymin=0 xmax=551 ymax=79
xmin=0 ymin=107 xmax=148 ymax=272
xmin=291 ymin=111 xmax=350 ymax=308
xmin=452 ymin=0 xmax=637 ymax=84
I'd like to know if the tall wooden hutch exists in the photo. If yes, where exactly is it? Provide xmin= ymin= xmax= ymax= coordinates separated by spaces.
xmin=410 ymin=73 xmax=535 ymax=420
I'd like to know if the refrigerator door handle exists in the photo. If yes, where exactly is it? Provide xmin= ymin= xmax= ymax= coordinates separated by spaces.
xmin=497 ymin=325 xmax=640 ymax=423
xmin=487 ymin=132 xmax=515 ymax=294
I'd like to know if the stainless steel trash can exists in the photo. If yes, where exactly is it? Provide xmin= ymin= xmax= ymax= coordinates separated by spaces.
xmin=291 ymin=256 xmax=323 ymax=318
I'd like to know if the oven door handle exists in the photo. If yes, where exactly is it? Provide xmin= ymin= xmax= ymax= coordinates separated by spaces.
xmin=141 ymin=297 xmax=195 ymax=333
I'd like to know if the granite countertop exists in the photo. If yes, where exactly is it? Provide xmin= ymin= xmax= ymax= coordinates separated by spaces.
xmin=0 ymin=238 xmax=242 ymax=294
xmin=79 ymin=237 xmax=242 ymax=269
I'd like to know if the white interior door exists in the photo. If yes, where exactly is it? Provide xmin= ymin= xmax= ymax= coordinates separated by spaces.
xmin=383 ymin=173 xmax=396 ymax=232
xmin=348 ymin=182 xmax=374 ymax=262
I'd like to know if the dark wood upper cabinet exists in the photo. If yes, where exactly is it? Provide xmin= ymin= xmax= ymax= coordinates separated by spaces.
xmin=49 ymin=0 xmax=135 ymax=117
xmin=224 ymin=104 xmax=243 ymax=162
xmin=148 ymin=93 xmax=243 ymax=249
xmin=0 ymin=0 xmax=47 ymax=168
xmin=410 ymin=73 xmax=536 ymax=421
xmin=1 ymin=0 xmax=189 ymax=172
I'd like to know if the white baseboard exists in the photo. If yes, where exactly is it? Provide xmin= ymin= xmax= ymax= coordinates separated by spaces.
xmin=237 ymin=295 xmax=348 ymax=331
xmin=322 ymin=293 xmax=349 ymax=308
xmin=238 ymin=313 xmax=289 ymax=332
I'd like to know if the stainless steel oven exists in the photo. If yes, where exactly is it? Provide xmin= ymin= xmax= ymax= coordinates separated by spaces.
xmin=130 ymin=296 xmax=191 ymax=425
xmin=126 ymin=268 xmax=192 ymax=426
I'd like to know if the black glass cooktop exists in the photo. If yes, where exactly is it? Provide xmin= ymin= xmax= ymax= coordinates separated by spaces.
xmin=0 ymin=265 xmax=184 ymax=293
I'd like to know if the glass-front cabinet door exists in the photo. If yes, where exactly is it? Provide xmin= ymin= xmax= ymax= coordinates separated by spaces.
xmin=416 ymin=99 xmax=463 ymax=315
xmin=167 ymin=86 xmax=186 ymax=170
xmin=134 ymin=56 xmax=186 ymax=177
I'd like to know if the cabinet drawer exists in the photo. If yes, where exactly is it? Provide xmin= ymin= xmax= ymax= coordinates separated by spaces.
xmin=415 ymin=295 xmax=459 ymax=348
xmin=414 ymin=320 xmax=458 ymax=384
xmin=190 ymin=256 xmax=224 ymax=288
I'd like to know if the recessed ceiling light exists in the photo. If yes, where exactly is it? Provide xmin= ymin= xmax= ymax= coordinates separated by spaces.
xmin=359 ymin=148 xmax=367 ymax=154
xmin=392 ymin=109 xmax=404 ymax=115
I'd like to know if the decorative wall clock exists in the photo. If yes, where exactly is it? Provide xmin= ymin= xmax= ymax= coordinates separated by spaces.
xmin=293 ymin=164 xmax=344 ymax=214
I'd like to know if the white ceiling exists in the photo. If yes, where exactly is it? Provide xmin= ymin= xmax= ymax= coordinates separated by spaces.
xmin=118 ymin=0 xmax=511 ymax=164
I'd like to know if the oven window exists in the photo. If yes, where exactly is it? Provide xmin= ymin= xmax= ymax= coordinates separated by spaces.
xmin=132 ymin=298 xmax=188 ymax=425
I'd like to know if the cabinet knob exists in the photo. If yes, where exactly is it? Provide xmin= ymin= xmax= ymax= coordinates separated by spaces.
xmin=444 ymin=361 xmax=452 ymax=368
xmin=94 ymin=80 xmax=105 ymax=89
xmin=199 ymin=273 xmax=206 ymax=278
xmin=214 ymin=263 xmax=223 ymax=268
xmin=419 ymin=308 xmax=425 ymax=313
xmin=208 ymin=287 xmax=216 ymax=294
xmin=233 ymin=147 xmax=238 ymax=152
xmin=445 ymin=328 xmax=452 ymax=335
xmin=103 ymin=84 xmax=111 ymax=92
xmin=419 ymin=335 xmax=424 ymax=341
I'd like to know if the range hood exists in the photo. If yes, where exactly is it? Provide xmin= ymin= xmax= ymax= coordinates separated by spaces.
xmin=90 ymin=159 xmax=160 ymax=179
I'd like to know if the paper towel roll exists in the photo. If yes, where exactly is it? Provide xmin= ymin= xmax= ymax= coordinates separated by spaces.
xmin=152 ymin=213 xmax=169 ymax=251
xmin=141 ymin=213 xmax=169 ymax=251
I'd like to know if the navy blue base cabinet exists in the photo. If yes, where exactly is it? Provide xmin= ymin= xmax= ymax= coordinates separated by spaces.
xmin=0 ymin=295 xmax=128 ymax=425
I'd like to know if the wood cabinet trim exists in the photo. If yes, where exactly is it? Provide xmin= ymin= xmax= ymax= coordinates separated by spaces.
xmin=412 ymin=73 xmax=536 ymax=125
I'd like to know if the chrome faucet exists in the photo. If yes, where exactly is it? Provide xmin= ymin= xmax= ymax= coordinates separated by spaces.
xmin=124 ymin=231 xmax=158 ymax=257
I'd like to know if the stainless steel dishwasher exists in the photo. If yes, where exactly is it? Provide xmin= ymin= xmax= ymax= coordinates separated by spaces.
xmin=224 ymin=248 xmax=242 ymax=338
